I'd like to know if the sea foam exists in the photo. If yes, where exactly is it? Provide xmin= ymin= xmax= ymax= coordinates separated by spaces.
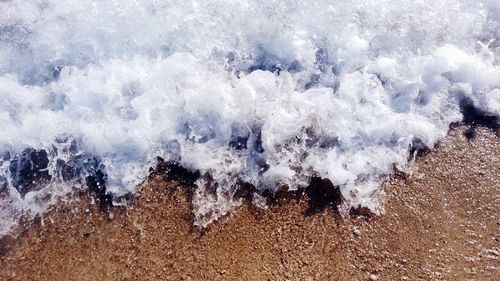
xmin=0 ymin=0 xmax=499 ymax=235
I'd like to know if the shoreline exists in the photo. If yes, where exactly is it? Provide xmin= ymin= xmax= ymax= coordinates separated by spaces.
xmin=1 ymin=126 xmax=499 ymax=280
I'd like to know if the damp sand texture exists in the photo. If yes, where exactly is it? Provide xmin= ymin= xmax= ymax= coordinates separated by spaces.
xmin=1 ymin=127 xmax=498 ymax=280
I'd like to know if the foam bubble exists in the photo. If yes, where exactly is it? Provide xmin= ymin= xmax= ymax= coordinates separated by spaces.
xmin=0 ymin=0 xmax=498 ymax=234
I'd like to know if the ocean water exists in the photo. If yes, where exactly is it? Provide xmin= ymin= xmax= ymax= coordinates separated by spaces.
xmin=0 ymin=0 xmax=499 ymax=236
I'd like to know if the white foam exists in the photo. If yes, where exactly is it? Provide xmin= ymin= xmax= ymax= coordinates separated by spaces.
xmin=0 ymin=0 xmax=498 ymax=233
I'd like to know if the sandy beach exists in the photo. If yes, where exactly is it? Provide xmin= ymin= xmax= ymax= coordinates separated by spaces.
xmin=1 ymin=1 xmax=499 ymax=281
xmin=0 ymin=126 xmax=498 ymax=281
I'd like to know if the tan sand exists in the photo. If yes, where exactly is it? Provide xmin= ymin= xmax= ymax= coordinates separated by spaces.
xmin=0 ymin=126 xmax=499 ymax=281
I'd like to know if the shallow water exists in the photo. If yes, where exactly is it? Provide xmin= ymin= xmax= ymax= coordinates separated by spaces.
xmin=0 ymin=0 xmax=499 ymax=235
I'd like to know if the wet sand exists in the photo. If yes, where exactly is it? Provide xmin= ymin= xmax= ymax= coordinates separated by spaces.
xmin=0 ymin=126 xmax=499 ymax=281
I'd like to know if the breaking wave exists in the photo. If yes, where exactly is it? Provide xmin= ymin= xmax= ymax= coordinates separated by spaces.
xmin=0 ymin=0 xmax=499 ymax=236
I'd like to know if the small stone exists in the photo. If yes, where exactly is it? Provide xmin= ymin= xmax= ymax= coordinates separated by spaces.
xmin=370 ymin=274 xmax=379 ymax=280
xmin=353 ymin=227 xmax=361 ymax=237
